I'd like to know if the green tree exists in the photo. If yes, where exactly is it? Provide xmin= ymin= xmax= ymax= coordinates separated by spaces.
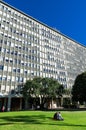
xmin=33 ymin=77 xmax=63 ymax=109
xmin=22 ymin=79 xmax=39 ymax=109
xmin=33 ymin=77 xmax=49 ymax=109
xmin=57 ymin=84 xmax=65 ymax=97
xmin=40 ymin=77 xmax=51 ymax=108
xmin=22 ymin=77 xmax=64 ymax=109
xmin=72 ymin=72 xmax=86 ymax=103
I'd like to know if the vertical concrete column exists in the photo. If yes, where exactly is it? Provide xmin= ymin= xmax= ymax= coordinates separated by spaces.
xmin=20 ymin=98 xmax=22 ymax=110
xmin=4 ymin=98 xmax=7 ymax=111
xmin=7 ymin=96 xmax=11 ymax=111
xmin=61 ymin=97 xmax=63 ymax=107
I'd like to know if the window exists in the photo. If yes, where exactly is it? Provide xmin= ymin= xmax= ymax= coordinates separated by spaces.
xmin=0 ymin=39 xmax=3 ymax=43
xmin=13 ymin=68 xmax=16 ymax=72
xmin=16 ymin=77 xmax=19 ymax=82
xmin=17 ymin=60 xmax=21 ymax=64
xmin=17 ymin=68 xmax=20 ymax=73
xmin=12 ymin=76 xmax=15 ymax=82
xmin=0 ymin=75 xmax=2 ymax=81
xmin=2 ymin=48 xmax=6 ymax=53
xmin=6 ymin=58 xmax=9 ymax=62
xmin=0 ymin=65 xmax=4 ymax=70
xmin=24 ymin=70 xmax=27 ymax=74
xmin=0 ymin=47 xmax=2 ymax=51
xmin=2 ymin=76 xmax=7 ymax=81
xmin=15 ymin=51 xmax=18 ymax=55
xmin=15 ymin=59 xmax=17 ymax=64
xmin=7 ymin=41 xmax=11 ymax=46
xmin=4 ymin=40 xmax=7 ymax=45
xmin=10 ymin=59 xmax=13 ymax=63
xmin=20 ymin=77 xmax=23 ymax=82
xmin=8 ymin=67 xmax=12 ymax=72
xmin=4 ymin=66 xmax=7 ymax=71
xmin=6 ymin=49 xmax=10 ymax=54
xmin=11 ymin=43 xmax=14 ymax=47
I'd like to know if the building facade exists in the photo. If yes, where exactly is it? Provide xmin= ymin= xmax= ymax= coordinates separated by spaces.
xmin=0 ymin=0 xmax=86 ymax=111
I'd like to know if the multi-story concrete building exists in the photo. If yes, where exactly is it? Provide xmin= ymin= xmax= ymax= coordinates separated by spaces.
xmin=0 ymin=0 xmax=86 ymax=111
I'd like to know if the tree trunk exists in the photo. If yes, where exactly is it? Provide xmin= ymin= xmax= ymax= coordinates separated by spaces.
xmin=25 ymin=99 xmax=28 ymax=110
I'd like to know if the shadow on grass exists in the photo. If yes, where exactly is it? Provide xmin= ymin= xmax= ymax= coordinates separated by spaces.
xmin=49 ymin=117 xmax=86 ymax=127
xmin=0 ymin=115 xmax=86 ymax=128
xmin=0 ymin=122 xmax=14 ymax=126
xmin=0 ymin=114 xmax=46 ymax=125
xmin=55 ymin=123 xmax=86 ymax=127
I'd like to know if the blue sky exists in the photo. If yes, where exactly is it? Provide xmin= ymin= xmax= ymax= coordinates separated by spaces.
xmin=3 ymin=0 xmax=86 ymax=46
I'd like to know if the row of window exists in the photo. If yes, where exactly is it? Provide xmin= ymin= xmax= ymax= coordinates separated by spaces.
xmin=41 ymin=29 xmax=62 ymax=42
xmin=58 ymin=77 xmax=66 ymax=82
xmin=0 ymin=57 xmax=40 ymax=68
xmin=43 ymin=63 xmax=55 ymax=68
xmin=1 ymin=38 xmax=59 ymax=54
xmin=0 ymin=56 xmax=66 ymax=71
xmin=0 ymin=24 xmax=40 ymax=43
xmin=44 ymin=45 xmax=59 ymax=51
xmin=0 ymin=48 xmax=40 ymax=61
xmin=43 ymin=68 xmax=58 ymax=74
xmin=0 ymin=75 xmax=24 ymax=82
xmin=0 ymin=64 xmax=66 ymax=77
xmin=0 ymin=45 xmax=38 ymax=55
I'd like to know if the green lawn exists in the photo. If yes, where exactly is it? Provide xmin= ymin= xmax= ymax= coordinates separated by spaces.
xmin=0 ymin=110 xmax=86 ymax=130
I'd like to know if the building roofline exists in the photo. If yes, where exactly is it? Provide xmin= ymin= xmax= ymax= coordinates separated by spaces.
xmin=1 ymin=0 xmax=86 ymax=48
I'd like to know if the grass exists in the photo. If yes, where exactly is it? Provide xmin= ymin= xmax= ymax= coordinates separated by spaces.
xmin=0 ymin=110 xmax=86 ymax=130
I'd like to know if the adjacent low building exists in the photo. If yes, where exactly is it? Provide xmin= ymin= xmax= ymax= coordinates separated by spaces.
xmin=0 ymin=0 xmax=86 ymax=111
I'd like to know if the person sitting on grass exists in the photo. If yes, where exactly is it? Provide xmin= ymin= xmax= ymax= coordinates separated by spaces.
xmin=53 ymin=112 xmax=58 ymax=120
xmin=57 ymin=112 xmax=64 ymax=120
xmin=53 ymin=112 xmax=64 ymax=121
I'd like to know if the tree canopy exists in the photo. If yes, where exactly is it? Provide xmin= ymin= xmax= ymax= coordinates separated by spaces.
xmin=72 ymin=71 xmax=86 ymax=103
xmin=22 ymin=77 xmax=64 ymax=109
